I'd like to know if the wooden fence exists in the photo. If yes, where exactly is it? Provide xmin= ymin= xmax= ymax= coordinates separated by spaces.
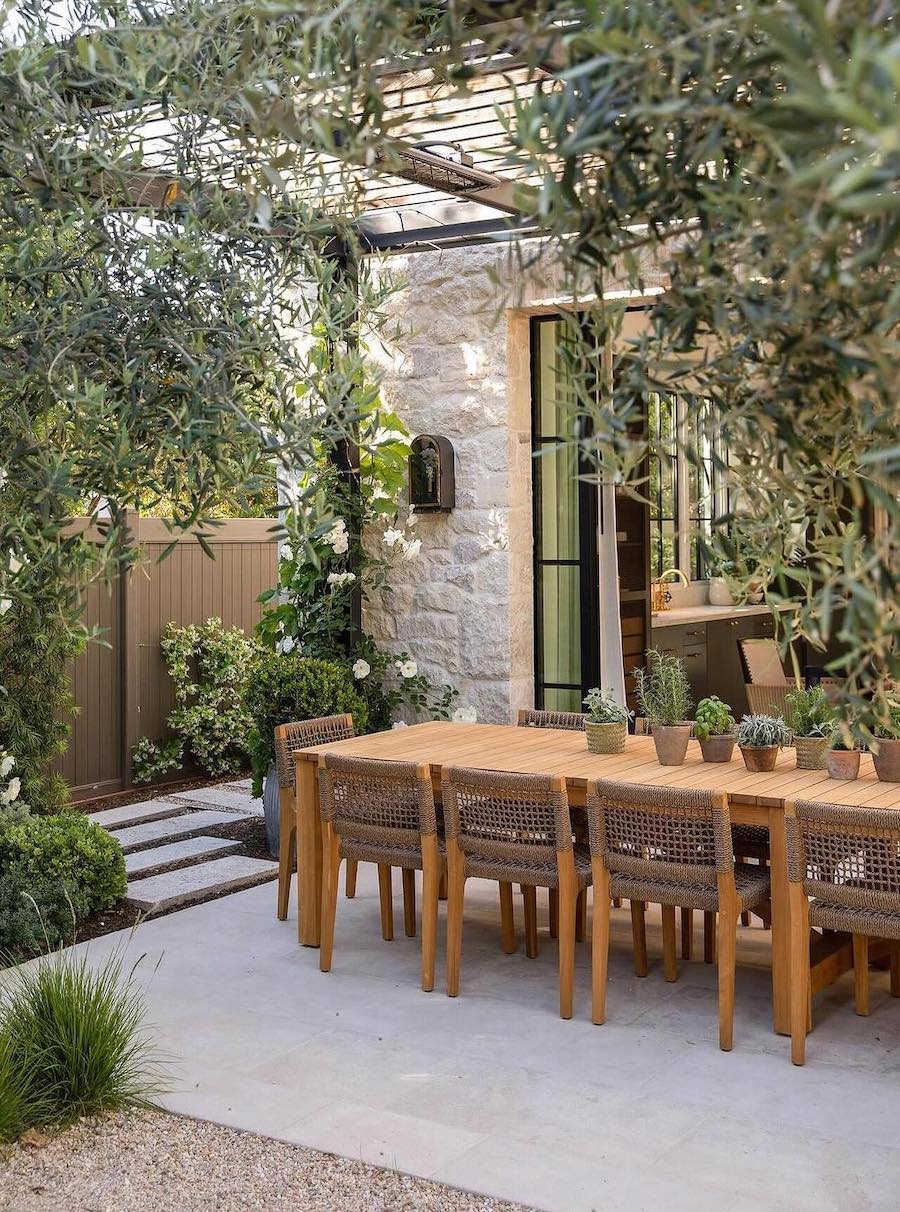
xmin=56 ymin=515 xmax=277 ymax=802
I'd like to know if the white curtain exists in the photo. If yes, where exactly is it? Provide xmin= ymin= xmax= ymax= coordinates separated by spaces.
xmin=598 ymin=483 xmax=626 ymax=707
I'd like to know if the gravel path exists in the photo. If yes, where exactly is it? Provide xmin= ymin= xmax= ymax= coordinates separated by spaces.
xmin=0 ymin=1109 xmax=533 ymax=1212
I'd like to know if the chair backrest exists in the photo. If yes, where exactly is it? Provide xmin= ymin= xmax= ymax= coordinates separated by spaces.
xmin=586 ymin=779 xmax=733 ymax=889
xmin=786 ymin=801 xmax=900 ymax=913
xmin=633 ymin=717 xmax=651 ymax=736
xmin=319 ymin=754 xmax=437 ymax=848
xmin=744 ymin=682 xmax=793 ymax=717
xmin=739 ymin=638 xmax=788 ymax=686
xmin=442 ymin=766 xmax=573 ymax=867
xmin=274 ymin=714 xmax=355 ymax=789
xmin=517 ymin=708 xmax=586 ymax=731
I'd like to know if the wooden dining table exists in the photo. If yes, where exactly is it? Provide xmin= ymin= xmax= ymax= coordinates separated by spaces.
xmin=293 ymin=721 xmax=900 ymax=1035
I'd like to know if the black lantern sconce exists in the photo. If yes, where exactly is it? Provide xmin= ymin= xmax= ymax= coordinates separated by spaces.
xmin=409 ymin=435 xmax=455 ymax=513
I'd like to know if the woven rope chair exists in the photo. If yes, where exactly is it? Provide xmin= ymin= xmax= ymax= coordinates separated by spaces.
xmin=318 ymin=754 xmax=442 ymax=991
xmin=273 ymin=715 xmax=355 ymax=922
xmin=587 ymin=779 xmax=771 ymax=1051
xmin=442 ymin=766 xmax=591 ymax=1019
xmin=786 ymin=800 xmax=900 ymax=1065
xmin=517 ymin=708 xmax=587 ymax=731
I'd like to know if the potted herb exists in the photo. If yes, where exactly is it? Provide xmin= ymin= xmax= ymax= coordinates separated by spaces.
xmin=784 ymin=686 xmax=834 ymax=770
xmin=873 ymin=699 xmax=900 ymax=783
xmin=826 ymin=734 xmax=860 ymax=781
xmin=735 ymin=713 xmax=790 ymax=772
xmin=634 ymin=649 xmax=693 ymax=766
xmin=694 ymin=696 xmax=736 ymax=763
xmin=706 ymin=558 xmax=735 ymax=607
xmin=582 ymin=688 xmax=630 ymax=755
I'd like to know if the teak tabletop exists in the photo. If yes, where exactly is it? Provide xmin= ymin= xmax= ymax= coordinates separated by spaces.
xmin=292 ymin=722 xmax=900 ymax=1035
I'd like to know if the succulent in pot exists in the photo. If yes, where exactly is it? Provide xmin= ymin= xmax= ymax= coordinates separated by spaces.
xmin=872 ymin=699 xmax=900 ymax=783
xmin=694 ymin=696 xmax=736 ymax=763
xmin=784 ymin=687 xmax=834 ymax=770
xmin=735 ymin=713 xmax=791 ymax=772
xmin=582 ymin=687 xmax=630 ymax=755
xmin=826 ymin=733 xmax=860 ymax=781
xmin=634 ymin=649 xmax=693 ymax=766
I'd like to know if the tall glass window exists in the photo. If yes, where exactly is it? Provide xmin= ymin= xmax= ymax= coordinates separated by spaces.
xmin=531 ymin=317 xmax=599 ymax=711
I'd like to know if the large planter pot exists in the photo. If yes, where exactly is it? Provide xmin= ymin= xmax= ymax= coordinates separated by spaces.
xmin=708 ymin=577 xmax=735 ymax=607
xmin=794 ymin=735 xmax=829 ymax=771
xmin=652 ymin=723 xmax=693 ymax=766
xmin=826 ymin=749 xmax=860 ymax=781
xmin=873 ymin=738 xmax=900 ymax=783
xmin=739 ymin=745 xmax=779 ymax=773
xmin=699 ymin=733 xmax=736 ymax=764
xmin=262 ymin=762 xmax=281 ymax=857
xmin=585 ymin=721 xmax=627 ymax=755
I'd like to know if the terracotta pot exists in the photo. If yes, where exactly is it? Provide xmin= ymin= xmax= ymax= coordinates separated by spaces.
xmin=873 ymin=737 xmax=900 ymax=783
xmin=794 ymin=735 xmax=829 ymax=771
xmin=739 ymin=745 xmax=779 ymax=773
xmin=826 ymin=749 xmax=860 ymax=781
xmin=699 ymin=733 xmax=736 ymax=764
xmin=585 ymin=720 xmax=627 ymax=755
xmin=652 ymin=723 xmax=693 ymax=766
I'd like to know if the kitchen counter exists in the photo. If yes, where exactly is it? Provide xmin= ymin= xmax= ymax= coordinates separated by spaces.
xmin=651 ymin=602 xmax=796 ymax=629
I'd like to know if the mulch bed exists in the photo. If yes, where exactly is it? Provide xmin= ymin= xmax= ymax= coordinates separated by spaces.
xmin=74 ymin=770 xmax=254 ymax=814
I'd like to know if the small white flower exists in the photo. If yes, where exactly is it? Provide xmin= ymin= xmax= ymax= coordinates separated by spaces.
xmin=383 ymin=528 xmax=404 ymax=548
xmin=331 ymin=531 xmax=349 ymax=555
xmin=452 ymin=706 xmax=478 ymax=724
xmin=5 ymin=776 xmax=19 ymax=803
xmin=391 ymin=720 xmax=409 ymax=730
xmin=281 ymin=543 xmax=293 ymax=562
xmin=0 ymin=467 xmax=7 ymax=489
xmin=0 ymin=598 xmax=11 ymax=616
xmin=401 ymin=538 xmax=421 ymax=561
xmin=327 ymin=571 xmax=356 ymax=589
xmin=352 ymin=658 xmax=370 ymax=680
xmin=324 ymin=519 xmax=349 ymax=554
xmin=276 ymin=635 xmax=296 ymax=655
xmin=0 ymin=755 xmax=14 ymax=778
xmin=276 ymin=620 xmax=285 ymax=634
xmin=396 ymin=659 xmax=418 ymax=679
xmin=8 ymin=555 xmax=22 ymax=575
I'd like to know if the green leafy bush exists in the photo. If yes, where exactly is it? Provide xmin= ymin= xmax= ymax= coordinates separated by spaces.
xmin=0 ymin=947 xmax=161 ymax=1141
xmin=694 ymin=696 xmax=735 ymax=741
xmin=784 ymin=687 xmax=834 ymax=739
xmin=735 ymin=714 xmax=791 ymax=749
xmin=634 ymin=650 xmax=692 ymax=727
xmin=0 ymin=813 xmax=126 ymax=953
xmin=582 ymin=687 xmax=629 ymax=725
xmin=243 ymin=652 xmax=368 ymax=796
xmin=133 ymin=618 xmax=260 ymax=782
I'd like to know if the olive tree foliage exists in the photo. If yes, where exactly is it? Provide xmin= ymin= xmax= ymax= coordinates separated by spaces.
xmin=503 ymin=0 xmax=899 ymax=738
xmin=0 ymin=0 xmax=439 ymax=801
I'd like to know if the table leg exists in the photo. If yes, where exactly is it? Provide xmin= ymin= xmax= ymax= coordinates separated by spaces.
xmin=296 ymin=759 xmax=323 ymax=947
xmin=768 ymin=804 xmax=791 ymax=1035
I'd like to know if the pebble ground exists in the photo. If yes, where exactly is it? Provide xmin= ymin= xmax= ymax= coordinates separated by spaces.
xmin=0 ymin=1108 xmax=533 ymax=1212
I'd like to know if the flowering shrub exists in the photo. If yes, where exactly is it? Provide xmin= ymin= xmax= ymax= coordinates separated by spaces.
xmin=0 ymin=751 xmax=29 ymax=826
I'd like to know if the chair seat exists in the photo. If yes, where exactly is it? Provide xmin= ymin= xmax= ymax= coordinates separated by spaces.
xmin=463 ymin=844 xmax=592 ymax=890
xmin=340 ymin=838 xmax=429 ymax=870
xmin=809 ymin=899 xmax=900 ymax=942
xmin=732 ymin=824 xmax=770 ymax=858
xmin=610 ymin=863 xmax=771 ymax=912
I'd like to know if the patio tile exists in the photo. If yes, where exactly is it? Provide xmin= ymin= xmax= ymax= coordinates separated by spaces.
xmin=88 ymin=799 xmax=186 ymax=830
xmin=112 ymin=809 xmax=252 ymax=853
xmin=124 ymin=835 xmax=241 ymax=876
xmin=126 ymin=855 xmax=277 ymax=911
xmin=157 ymin=1063 xmax=330 ymax=1138
xmin=170 ymin=785 xmax=262 ymax=812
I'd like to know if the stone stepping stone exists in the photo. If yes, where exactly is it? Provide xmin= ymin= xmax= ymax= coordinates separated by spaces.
xmin=170 ymin=785 xmax=260 ymax=812
xmin=88 ymin=800 xmax=186 ymax=831
xmin=125 ymin=855 xmax=278 ymax=912
xmin=111 ymin=810 xmax=252 ymax=854
xmin=124 ymin=836 xmax=241 ymax=878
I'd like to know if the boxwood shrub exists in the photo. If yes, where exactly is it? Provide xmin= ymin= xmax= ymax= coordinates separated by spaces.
xmin=243 ymin=652 xmax=368 ymax=796
xmin=0 ymin=812 xmax=126 ymax=953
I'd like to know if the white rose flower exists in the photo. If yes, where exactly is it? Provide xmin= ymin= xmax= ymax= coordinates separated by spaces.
xmin=281 ymin=543 xmax=293 ymax=562
xmin=331 ymin=531 xmax=349 ymax=555
xmin=401 ymin=538 xmax=422 ymax=560
xmin=8 ymin=555 xmax=22 ymax=575
xmin=327 ymin=571 xmax=356 ymax=589
xmin=5 ymin=776 xmax=19 ymax=802
xmin=0 ymin=598 xmax=11 ymax=616
xmin=391 ymin=720 xmax=409 ymax=730
xmin=352 ymin=658 xmax=370 ymax=680
xmin=0 ymin=754 xmax=13 ymax=778
xmin=397 ymin=659 xmax=418 ymax=679
xmin=276 ymin=635 xmax=296 ymax=655
xmin=383 ymin=528 xmax=404 ymax=548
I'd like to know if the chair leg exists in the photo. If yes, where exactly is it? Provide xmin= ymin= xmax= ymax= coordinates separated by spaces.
xmin=717 ymin=908 xmax=737 ymax=1052
xmin=612 ymin=897 xmax=622 ymax=909
xmin=853 ymin=934 xmax=870 ymax=1016
xmin=548 ymin=888 xmax=559 ymax=939
xmin=557 ymin=853 xmax=578 ymax=1020
xmin=789 ymin=883 xmax=811 ymax=1065
xmin=681 ymin=908 xmax=693 ymax=960
xmin=420 ymin=836 xmax=440 ymax=992
xmin=276 ymin=787 xmax=294 ymax=921
xmin=575 ymin=888 xmax=587 ymax=943
xmin=703 ymin=911 xmax=716 ymax=964
xmin=439 ymin=870 xmax=448 ymax=901
xmin=377 ymin=864 xmax=394 ymax=941
xmin=630 ymin=899 xmax=648 ymax=977
xmin=522 ymin=885 xmax=539 ymax=958
xmin=402 ymin=868 xmax=416 ymax=938
xmin=345 ymin=859 xmax=358 ymax=899
xmin=662 ymin=904 xmax=678 ymax=983
xmin=592 ymin=860 xmax=611 ymax=1025
xmin=499 ymin=881 xmax=516 ymax=954
xmin=891 ymin=948 xmax=900 ymax=998
xmin=319 ymin=824 xmax=341 ymax=973
xmin=446 ymin=841 xmax=466 ymax=997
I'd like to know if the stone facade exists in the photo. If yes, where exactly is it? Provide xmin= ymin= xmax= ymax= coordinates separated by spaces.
xmin=365 ymin=241 xmax=568 ymax=723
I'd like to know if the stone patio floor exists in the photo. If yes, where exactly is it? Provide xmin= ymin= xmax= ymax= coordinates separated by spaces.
xmin=55 ymin=867 xmax=900 ymax=1211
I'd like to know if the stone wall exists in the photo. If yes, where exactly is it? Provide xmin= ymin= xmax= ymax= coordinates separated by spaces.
xmin=364 ymin=241 xmax=567 ymax=723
